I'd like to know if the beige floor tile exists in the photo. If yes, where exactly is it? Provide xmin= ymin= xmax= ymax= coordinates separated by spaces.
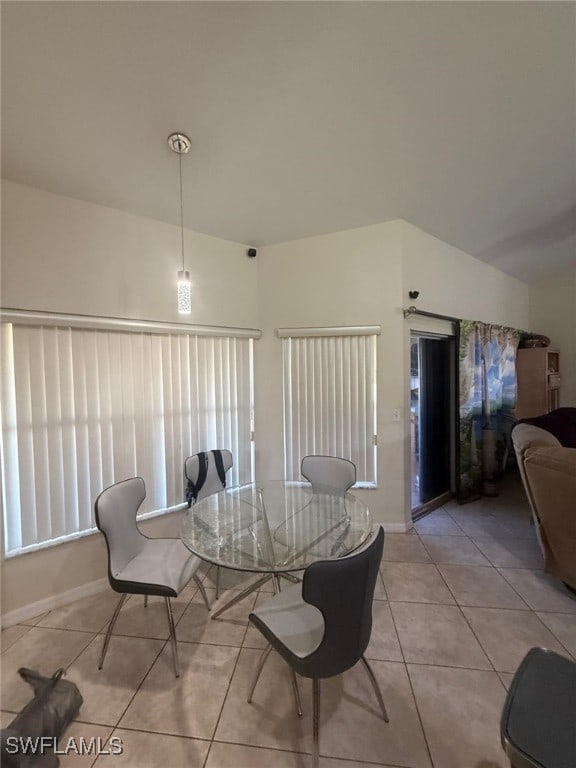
xmin=216 ymin=647 xmax=312 ymax=752
xmin=498 ymin=569 xmax=576 ymax=613
xmin=19 ymin=612 xmax=50 ymax=627
xmin=204 ymin=566 xmax=257 ymax=592
xmin=414 ymin=510 xmax=466 ymax=536
xmin=58 ymin=722 xmax=114 ymax=768
xmin=462 ymin=606 xmax=567 ymax=672
xmin=66 ymin=634 xmax=165 ymax=726
xmin=107 ymin=588 xmax=194 ymax=640
xmin=1 ymin=624 xmax=31 ymax=652
xmin=374 ymin=568 xmax=387 ymax=600
xmin=382 ymin=534 xmax=431 ymax=563
xmin=38 ymin=591 xmax=121 ymax=633
xmin=408 ymin=664 xmax=508 ymax=768
xmin=93 ymin=728 xmax=210 ymax=767
xmin=365 ymin=601 xmax=403 ymax=662
xmin=1 ymin=711 xmax=15 ymax=727
xmin=319 ymin=660 xmax=431 ymax=767
xmin=497 ymin=672 xmax=515 ymax=690
xmin=438 ymin=564 xmax=528 ymax=609
xmin=206 ymin=742 xmax=309 ymax=768
xmin=205 ymin=742 xmax=397 ymax=768
xmin=177 ymin=587 xmax=255 ymax=647
xmin=419 ymin=535 xmax=490 ymax=566
xmin=536 ymin=612 xmax=576 ymax=658
xmin=390 ymin=602 xmax=491 ymax=669
xmin=382 ymin=562 xmax=455 ymax=604
xmin=1 ymin=627 xmax=95 ymax=712
xmin=471 ymin=536 xmax=544 ymax=569
xmin=120 ymin=641 xmax=239 ymax=739
xmin=447 ymin=508 xmax=534 ymax=540
xmin=243 ymin=592 xmax=277 ymax=650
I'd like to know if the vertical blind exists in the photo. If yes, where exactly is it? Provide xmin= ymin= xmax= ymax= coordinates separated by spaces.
xmin=281 ymin=329 xmax=378 ymax=484
xmin=1 ymin=321 xmax=255 ymax=556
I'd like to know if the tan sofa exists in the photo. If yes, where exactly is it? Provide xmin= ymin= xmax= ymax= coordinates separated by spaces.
xmin=512 ymin=423 xmax=576 ymax=591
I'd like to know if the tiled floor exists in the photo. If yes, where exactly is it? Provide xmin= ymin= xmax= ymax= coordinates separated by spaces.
xmin=2 ymin=473 xmax=576 ymax=767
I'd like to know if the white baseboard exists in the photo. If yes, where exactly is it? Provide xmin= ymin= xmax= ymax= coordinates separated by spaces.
xmin=381 ymin=521 xmax=412 ymax=533
xmin=2 ymin=577 xmax=109 ymax=629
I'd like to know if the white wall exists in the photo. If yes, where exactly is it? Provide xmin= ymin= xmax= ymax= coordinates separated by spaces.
xmin=1 ymin=181 xmax=258 ymax=328
xmin=256 ymin=221 xmax=407 ymax=530
xmin=401 ymin=222 xmax=530 ymax=329
xmin=1 ymin=181 xmax=258 ymax=618
xmin=529 ymin=265 xmax=576 ymax=406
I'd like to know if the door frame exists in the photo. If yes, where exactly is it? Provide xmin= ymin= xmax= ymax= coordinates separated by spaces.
xmin=408 ymin=328 xmax=457 ymax=519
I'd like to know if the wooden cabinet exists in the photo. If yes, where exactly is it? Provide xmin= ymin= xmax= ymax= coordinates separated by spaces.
xmin=515 ymin=348 xmax=560 ymax=419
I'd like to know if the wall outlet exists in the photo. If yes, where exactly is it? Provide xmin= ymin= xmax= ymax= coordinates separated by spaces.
xmin=392 ymin=408 xmax=401 ymax=422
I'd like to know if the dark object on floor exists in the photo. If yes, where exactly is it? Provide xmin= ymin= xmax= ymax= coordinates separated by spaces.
xmin=517 ymin=407 xmax=576 ymax=449
xmin=501 ymin=647 xmax=576 ymax=768
xmin=1 ymin=668 xmax=83 ymax=767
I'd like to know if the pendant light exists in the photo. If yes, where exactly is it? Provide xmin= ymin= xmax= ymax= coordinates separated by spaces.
xmin=168 ymin=132 xmax=192 ymax=314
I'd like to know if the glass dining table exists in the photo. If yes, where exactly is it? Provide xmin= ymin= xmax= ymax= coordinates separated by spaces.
xmin=180 ymin=480 xmax=372 ymax=618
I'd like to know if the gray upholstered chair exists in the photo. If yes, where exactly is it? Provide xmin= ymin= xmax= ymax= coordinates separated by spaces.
xmin=94 ymin=476 xmax=210 ymax=678
xmin=501 ymin=647 xmax=576 ymax=768
xmin=184 ymin=449 xmax=233 ymax=598
xmin=301 ymin=455 xmax=356 ymax=493
xmin=247 ymin=526 xmax=387 ymax=768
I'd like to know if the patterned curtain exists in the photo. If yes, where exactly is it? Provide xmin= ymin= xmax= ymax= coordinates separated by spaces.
xmin=458 ymin=321 xmax=521 ymax=500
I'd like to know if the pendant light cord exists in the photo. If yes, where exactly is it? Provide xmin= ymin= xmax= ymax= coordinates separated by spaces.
xmin=178 ymin=152 xmax=185 ymax=271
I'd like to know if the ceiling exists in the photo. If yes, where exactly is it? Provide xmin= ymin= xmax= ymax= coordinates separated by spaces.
xmin=2 ymin=1 xmax=575 ymax=281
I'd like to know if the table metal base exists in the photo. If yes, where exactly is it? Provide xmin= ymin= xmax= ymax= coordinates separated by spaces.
xmin=211 ymin=570 xmax=300 ymax=619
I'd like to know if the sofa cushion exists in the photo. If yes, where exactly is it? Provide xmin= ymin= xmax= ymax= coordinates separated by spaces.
xmin=523 ymin=446 xmax=576 ymax=591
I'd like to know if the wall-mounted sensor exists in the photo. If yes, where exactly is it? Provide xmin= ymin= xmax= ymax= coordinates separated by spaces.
xmin=409 ymin=290 xmax=420 ymax=299
xmin=246 ymin=248 xmax=257 ymax=258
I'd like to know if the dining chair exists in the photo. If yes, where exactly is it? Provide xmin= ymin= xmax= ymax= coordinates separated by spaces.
xmin=301 ymin=454 xmax=356 ymax=493
xmin=247 ymin=525 xmax=387 ymax=768
xmin=500 ymin=646 xmax=576 ymax=768
xmin=94 ymin=476 xmax=210 ymax=678
xmin=184 ymin=449 xmax=233 ymax=598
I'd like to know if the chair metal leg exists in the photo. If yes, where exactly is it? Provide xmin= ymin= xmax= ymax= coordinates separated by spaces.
xmin=291 ymin=669 xmax=303 ymax=717
xmin=312 ymin=678 xmax=320 ymax=768
xmin=99 ymin=593 xmax=127 ymax=670
xmin=361 ymin=655 xmax=389 ymax=722
xmin=144 ymin=595 xmax=148 ymax=608
xmin=280 ymin=571 xmax=301 ymax=584
xmin=247 ymin=644 xmax=273 ymax=703
xmin=215 ymin=566 xmax=221 ymax=600
xmin=164 ymin=597 xmax=180 ymax=678
xmin=194 ymin=575 xmax=211 ymax=611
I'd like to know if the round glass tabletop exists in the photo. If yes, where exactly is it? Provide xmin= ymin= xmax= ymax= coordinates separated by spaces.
xmin=180 ymin=480 xmax=372 ymax=573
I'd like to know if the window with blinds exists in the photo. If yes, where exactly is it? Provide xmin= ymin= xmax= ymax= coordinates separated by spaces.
xmin=280 ymin=327 xmax=379 ymax=485
xmin=1 ymin=319 xmax=255 ymax=556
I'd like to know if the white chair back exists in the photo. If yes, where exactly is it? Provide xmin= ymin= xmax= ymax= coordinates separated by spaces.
xmin=301 ymin=455 xmax=356 ymax=493
xmin=94 ymin=477 xmax=146 ymax=576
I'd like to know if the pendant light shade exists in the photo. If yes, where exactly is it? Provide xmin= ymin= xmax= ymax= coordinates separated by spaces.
xmin=177 ymin=269 xmax=192 ymax=314
xmin=168 ymin=132 xmax=192 ymax=315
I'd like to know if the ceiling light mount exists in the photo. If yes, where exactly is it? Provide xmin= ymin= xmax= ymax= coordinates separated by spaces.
xmin=168 ymin=133 xmax=191 ymax=155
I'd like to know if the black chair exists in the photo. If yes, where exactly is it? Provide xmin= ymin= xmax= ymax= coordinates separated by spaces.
xmin=247 ymin=525 xmax=387 ymax=768
xmin=94 ymin=477 xmax=210 ymax=678
xmin=500 ymin=646 xmax=576 ymax=768
xmin=184 ymin=449 xmax=233 ymax=598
